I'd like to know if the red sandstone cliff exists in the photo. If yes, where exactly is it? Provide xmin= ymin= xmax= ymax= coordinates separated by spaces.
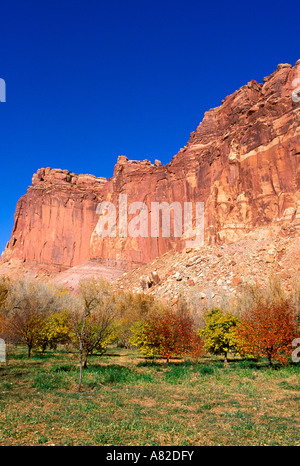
xmin=2 ymin=62 xmax=300 ymax=274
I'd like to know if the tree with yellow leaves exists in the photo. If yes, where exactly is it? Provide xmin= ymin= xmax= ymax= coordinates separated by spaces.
xmin=199 ymin=308 xmax=240 ymax=363
xmin=70 ymin=278 xmax=118 ymax=391
xmin=130 ymin=307 xmax=203 ymax=363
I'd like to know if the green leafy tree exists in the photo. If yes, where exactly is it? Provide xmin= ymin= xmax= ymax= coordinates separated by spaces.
xmin=130 ymin=320 xmax=159 ymax=358
xmin=199 ymin=309 xmax=240 ymax=363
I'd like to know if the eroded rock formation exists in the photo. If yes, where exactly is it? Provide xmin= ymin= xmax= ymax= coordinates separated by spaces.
xmin=2 ymin=62 xmax=300 ymax=275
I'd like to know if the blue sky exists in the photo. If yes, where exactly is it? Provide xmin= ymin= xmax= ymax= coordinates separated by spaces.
xmin=0 ymin=0 xmax=299 ymax=255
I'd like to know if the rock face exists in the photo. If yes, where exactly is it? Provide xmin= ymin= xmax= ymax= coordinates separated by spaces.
xmin=2 ymin=169 xmax=107 ymax=271
xmin=2 ymin=62 xmax=300 ymax=274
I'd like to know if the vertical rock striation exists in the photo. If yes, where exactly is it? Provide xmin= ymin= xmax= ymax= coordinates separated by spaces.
xmin=2 ymin=62 xmax=300 ymax=273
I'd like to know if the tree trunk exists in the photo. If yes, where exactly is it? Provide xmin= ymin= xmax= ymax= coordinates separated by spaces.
xmin=78 ymin=308 xmax=89 ymax=392
xmin=224 ymin=352 xmax=228 ymax=365
xmin=78 ymin=340 xmax=83 ymax=392
xmin=268 ymin=355 xmax=272 ymax=368
xmin=83 ymin=352 xmax=88 ymax=369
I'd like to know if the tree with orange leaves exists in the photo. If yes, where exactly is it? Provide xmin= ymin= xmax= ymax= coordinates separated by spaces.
xmin=235 ymin=300 xmax=299 ymax=367
xmin=131 ymin=307 xmax=203 ymax=363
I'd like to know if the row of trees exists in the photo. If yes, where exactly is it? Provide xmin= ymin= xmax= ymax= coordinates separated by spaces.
xmin=199 ymin=303 xmax=299 ymax=367
xmin=0 ymin=277 xmax=164 ymax=382
xmin=128 ymin=277 xmax=299 ymax=368
xmin=0 ymin=275 xmax=299 ymax=382
xmin=130 ymin=300 xmax=299 ymax=368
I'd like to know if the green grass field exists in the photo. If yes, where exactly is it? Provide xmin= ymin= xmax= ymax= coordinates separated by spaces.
xmin=0 ymin=346 xmax=299 ymax=446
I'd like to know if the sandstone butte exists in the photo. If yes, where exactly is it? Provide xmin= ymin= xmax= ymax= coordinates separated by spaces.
xmin=1 ymin=62 xmax=300 ymax=290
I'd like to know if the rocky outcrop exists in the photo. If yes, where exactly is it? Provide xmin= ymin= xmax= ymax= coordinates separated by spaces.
xmin=2 ymin=168 xmax=107 ymax=271
xmin=2 ymin=62 xmax=300 ymax=274
xmin=114 ymin=225 xmax=300 ymax=306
